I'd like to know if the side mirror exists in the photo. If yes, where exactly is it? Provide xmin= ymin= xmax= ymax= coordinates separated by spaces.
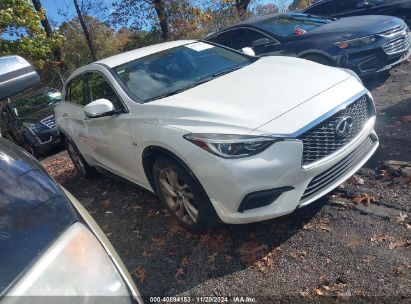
xmin=0 ymin=56 xmax=40 ymax=100
xmin=252 ymin=38 xmax=271 ymax=47
xmin=241 ymin=47 xmax=256 ymax=56
xmin=357 ymin=1 xmax=372 ymax=9
xmin=84 ymin=99 xmax=115 ymax=118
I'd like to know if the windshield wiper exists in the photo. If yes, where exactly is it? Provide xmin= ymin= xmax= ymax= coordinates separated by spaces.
xmin=210 ymin=66 xmax=244 ymax=78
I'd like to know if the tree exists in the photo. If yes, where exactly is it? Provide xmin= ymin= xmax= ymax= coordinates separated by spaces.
xmin=0 ymin=0 xmax=62 ymax=66
xmin=31 ymin=0 xmax=62 ymax=61
xmin=60 ymin=17 xmax=130 ymax=71
xmin=235 ymin=0 xmax=251 ymax=20
xmin=73 ymin=0 xmax=97 ymax=61
xmin=112 ymin=0 xmax=170 ymax=40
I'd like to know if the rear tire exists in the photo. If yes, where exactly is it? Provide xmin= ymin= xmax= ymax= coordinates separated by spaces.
xmin=302 ymin=54 xmax=334 ymax=66
xmin=152 ymin=157 xmax=216 ymax=232
xmin=65 ymin=138 xmax=97 ymax=179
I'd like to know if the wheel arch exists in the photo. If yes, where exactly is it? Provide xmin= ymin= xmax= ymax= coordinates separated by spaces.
xmin=297 ymin=50 xmax=336 ymax=65
xmin=142 ymin=145 xmax=208 ymax=198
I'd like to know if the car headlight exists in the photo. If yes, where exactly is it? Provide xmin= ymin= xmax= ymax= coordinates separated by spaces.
xmin=335 ymin=36 xmax=377 ymax=49
xmin=184 ymin=134 xmax=282 ymax=159
xmin=6 ymin=222 xmax=134 ymax=301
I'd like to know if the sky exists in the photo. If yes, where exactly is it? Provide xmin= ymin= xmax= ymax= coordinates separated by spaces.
xmin=40 ymin=0 xmax=294 ymax=27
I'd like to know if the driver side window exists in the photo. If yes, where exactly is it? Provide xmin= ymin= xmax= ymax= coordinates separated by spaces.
xmin=230 ymin=28 xmax=269 ymax=50
xmin=86 ymin=72 xmax=123 ymax=109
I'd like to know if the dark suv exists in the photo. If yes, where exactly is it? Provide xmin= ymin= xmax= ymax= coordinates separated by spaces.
xmin=303 ymin=0 xmax=411 ymax=23
xmin=1 ymin=88 xmax=62 ymax=157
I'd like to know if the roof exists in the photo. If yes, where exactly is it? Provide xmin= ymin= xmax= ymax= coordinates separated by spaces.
xmin=96 ymin=40 xmax=197 ymax=68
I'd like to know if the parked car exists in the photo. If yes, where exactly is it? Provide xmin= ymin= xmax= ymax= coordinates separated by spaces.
xmin=303 ymin=0 xmax=411 ymax=23
xmin=56 ymin=40 xmax=379 ymax=231
xmin=0 ymin=137 xmax=141 ymax=302
xmin=0 ymin=54 xmax=142 ymax=302
xmin=205 ymin=13 xmax=411 ymax=78
xmin=3 ymin=88 xmax=62 ymax=157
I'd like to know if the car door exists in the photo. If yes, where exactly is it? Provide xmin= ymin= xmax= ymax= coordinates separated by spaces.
xmin=332 ymin=0 xmax=374 ymax=17
xmin=62 ymin=74 xmax=96 ymax=162
xmin=83 ymin=70 xmax=139 ymax=181
xmin=229 ymin=27 xmax=279 ymax=56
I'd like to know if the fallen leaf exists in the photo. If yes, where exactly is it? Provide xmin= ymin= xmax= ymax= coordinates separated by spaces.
xmin=291 ymin=250 xmax=307 ymax=259
xmin=303 ymin=223 xmax=313 ymax=230
xmin=181 ymin=257 xmax=189 ymax=267
xmin=299 ymin=288 xmax=310 ymax=297
xmin=100 ymin=199 xmax=111 ymax=208
xmin=406 ymin=223 xmax=411 ymax=230
xmin=314 ymin=288 xmax=325 ymax=296
xmin=134 ymin=267 xmax=148 ymax=284
xmin=143 ymin=251 xmax=154 ymax=258
xmin=389 ymin=239 xmax=410 ymax=249
xmin=152 ymin=237 xmax=166 ymax=247
xmin=395 ymin=212 xmax=408 ymax=223
xmin=238 ymin=241 xmax=268 ymax=266
xmin=352 ymin=193 xmax=375 ymax=206
xmin=370 ymin=235 xmax=389 ymax=243
xmin=175 ymin=267 xmax=185 ymax=277
xmin=208 ymin=252 xmax=218 ymax=264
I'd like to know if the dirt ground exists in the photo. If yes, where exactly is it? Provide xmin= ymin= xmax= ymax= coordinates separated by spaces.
xmin=42 ymin=62 xmax=411 ymax=303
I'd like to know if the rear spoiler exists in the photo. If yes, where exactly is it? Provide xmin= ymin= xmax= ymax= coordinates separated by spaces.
xmin=0 ymin=56 xmax=40 ymax=100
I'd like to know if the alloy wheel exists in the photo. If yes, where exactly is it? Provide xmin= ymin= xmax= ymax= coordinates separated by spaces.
xmin=158 ymin=167 xmax=199 ymax=225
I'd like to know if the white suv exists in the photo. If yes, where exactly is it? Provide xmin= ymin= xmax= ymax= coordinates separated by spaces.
xmin=55 ymin=40 xmax=378 ymax=231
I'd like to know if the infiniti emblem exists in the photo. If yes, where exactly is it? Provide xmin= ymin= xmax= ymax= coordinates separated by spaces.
xmin=335 ymin=116 xmax=354 ymax=137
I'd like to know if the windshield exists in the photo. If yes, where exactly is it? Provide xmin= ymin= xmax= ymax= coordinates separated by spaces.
xmin=114 ymin=42 xmax=252 ymax=102
xmin=11 ymin=90 xmax=61 ymax=118
xmin=256 ymin=16 xmax=330 ymax=36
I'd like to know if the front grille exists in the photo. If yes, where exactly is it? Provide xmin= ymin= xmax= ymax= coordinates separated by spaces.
xmin=298 ymin=96 xmax=372 ymax=165
xmin=383 ymin=30 xmax=411 ymax=55
xmin=40 ymin=115 xmax=56 ymax=129
xmin=300 ymin=135 xmax=377 ymax=201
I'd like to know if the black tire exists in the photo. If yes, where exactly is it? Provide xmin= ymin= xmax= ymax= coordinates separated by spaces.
xmin=152 ymin=157 xmax=216 ymax=232
xmin=65 ymin=138 xmax=97 ymax=179
xmin=302 ymin=54 xmax=334 ymax=66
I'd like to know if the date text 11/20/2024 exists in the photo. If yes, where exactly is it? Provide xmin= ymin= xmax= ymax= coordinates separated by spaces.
xmin=149 ymin=296 xmax=257 ymax=303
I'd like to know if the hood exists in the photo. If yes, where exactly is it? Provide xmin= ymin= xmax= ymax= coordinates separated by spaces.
xmin=0 ymin=138 xmax=77 ymax=293
xmin=16 ymin=105 xmax=55 ymax=124
xmin=308 ymin=15 xmax=405 ymax=40
xmin=142 ymin=56 xmax=354 ymax=134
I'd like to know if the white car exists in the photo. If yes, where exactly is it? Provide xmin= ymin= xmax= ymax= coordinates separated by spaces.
xmin=55 ymin=40 xmax=378 ymax=231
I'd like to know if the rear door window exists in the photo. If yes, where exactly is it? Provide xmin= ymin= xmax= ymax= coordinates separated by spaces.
xmin=334 ymin=0 xmax=362 ymax=12
xmin=208 ymin=31 xmax=231 ymax=48
xmin=230 ymin=28 xmax=270 ymax=50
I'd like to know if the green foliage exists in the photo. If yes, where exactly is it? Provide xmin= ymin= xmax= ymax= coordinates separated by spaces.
xmin=60 ymin=16 xmax=131 ymax=72
xmin=0 ymin=0 xmax=63 ymax=67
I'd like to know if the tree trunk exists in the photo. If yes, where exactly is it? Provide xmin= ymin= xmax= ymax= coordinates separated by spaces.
xmin=31 ymin=0 xmax=62 ymax=62
xmin=235 ymin=0 xmax=251 ymax=20
xmin=153 ymin=0 xmax=169 ymax=40
xmin=73 ymin=0 xmax=97 ymax=61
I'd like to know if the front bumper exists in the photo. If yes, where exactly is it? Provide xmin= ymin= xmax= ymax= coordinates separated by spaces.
xmin=24 ymin=127 xmax=62 ymax=154
xmin=339 ymin=34 xmax=411 ymax=78
xmin=191 ymin=118 xmax=378 ymax=224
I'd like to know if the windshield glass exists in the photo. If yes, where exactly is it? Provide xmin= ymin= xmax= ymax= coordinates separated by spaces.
xmin=256 ymin=16 xmax=330 ymax=36
xmin=11 ymin=91 xmax=61 ymax=118
xmin=114 ymin=42 xmax=252 ymax=102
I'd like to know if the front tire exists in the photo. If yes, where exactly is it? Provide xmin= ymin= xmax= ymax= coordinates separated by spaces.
xmin=152 ymin=157 xmax=216 ymax=232
xmin=65 ymin=138 xmax=97 ymax=179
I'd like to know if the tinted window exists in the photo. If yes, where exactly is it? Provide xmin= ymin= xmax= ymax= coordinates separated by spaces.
xmin=230 ymin=28 xmax=268 ymax=50
xmin=256 ymin=16 xmax=330 ymax=36
xmin=305 ymin=1 xmax=336 ymax=15
xmin=114 ymin=42 xmax=251 ymax=102
xmin=68 ymin=76 xmax=85 ymax=106
xmin=86 ymin=72 xmax=123 ymax=109
xmin=208 ymin=31 xmax=231 ymax=48
xmin=335 ymin=0 xmax=361 ymax=11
